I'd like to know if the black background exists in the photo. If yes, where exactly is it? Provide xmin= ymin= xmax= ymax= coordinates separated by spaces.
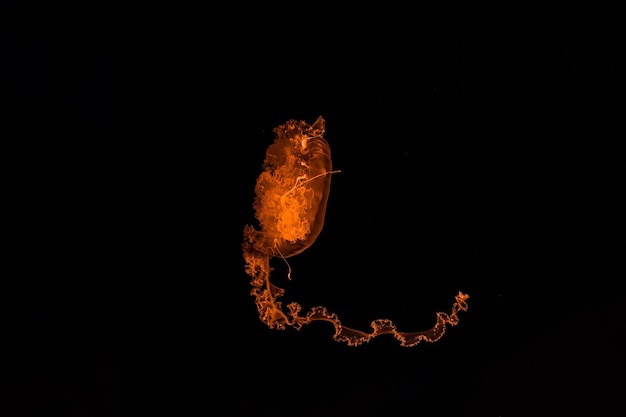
xmin=3 ymin=2 xmax=625 ymax=416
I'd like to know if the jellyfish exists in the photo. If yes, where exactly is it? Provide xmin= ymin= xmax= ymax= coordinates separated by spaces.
xmin=242 ymin=116 xmax=469 ymax=347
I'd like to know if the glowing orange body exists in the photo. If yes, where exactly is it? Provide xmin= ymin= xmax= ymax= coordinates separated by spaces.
xmin=242 ymin=116 xmax=469 ymax=347
xmin=245 ymin=116 xmax=332 ymax=258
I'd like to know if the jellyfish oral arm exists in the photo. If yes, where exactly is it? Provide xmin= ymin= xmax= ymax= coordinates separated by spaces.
xmin=242 ymin=116 xmax=469 ymax=347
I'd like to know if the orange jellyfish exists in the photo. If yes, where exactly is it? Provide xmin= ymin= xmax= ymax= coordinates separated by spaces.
xmin=242 ymin=116 xmax=469 ymax=347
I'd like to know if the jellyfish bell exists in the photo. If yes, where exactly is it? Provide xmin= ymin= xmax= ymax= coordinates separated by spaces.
xmin=244 ymin=116 xmax=334 ymax=259
xmin=242 ymin=116 xmax=469 ymax=346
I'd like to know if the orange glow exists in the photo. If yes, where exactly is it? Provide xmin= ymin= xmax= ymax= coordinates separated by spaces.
xmin=242 ymin=116 xmax=469 ymax=347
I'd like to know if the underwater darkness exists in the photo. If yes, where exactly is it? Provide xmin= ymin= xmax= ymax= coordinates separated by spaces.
xmin=3 ymin=2 xmax=625 ymax=416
